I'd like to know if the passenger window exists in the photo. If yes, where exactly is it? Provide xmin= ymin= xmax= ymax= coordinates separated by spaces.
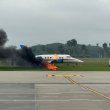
xmin=50 ymin=57 xmax=52 ymax=59
xmin=59 ymin=57 xmax=61 ymax=59
xmin=62 ymin=57 xmax=63 ymax=59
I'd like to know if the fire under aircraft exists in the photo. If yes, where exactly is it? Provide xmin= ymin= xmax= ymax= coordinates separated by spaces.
xmin=20 ymin=45 xmax=83 ymax=66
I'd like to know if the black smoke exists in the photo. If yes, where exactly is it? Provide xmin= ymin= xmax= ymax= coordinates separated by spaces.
xmin=0 ymin=29 xmax=43 ymax=66
xmin=0 ymin=29 xmax=8 ymax=46
xmin=15 ymin=46 xmax=43 ymax=65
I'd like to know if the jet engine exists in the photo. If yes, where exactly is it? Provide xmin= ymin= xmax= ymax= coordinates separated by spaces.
xmin=57 ymin=59 xmax=63 ymax=63
xmin=51 ymin=59 xmax=63 ymax=63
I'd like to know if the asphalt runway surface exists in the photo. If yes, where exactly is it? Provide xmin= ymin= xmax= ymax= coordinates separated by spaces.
xmin=0 ymin=71 xmax=110 ymax=110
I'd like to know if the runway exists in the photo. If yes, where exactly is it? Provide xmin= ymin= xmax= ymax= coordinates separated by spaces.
xmin=0 ymin=71 xmax=110 ymax=110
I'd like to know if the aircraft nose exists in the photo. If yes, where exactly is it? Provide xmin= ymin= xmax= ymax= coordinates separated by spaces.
xmin=78 ymin=60 xmax=84 ymax=63
xmin=75 ymin=59 xmax=84 ymax=63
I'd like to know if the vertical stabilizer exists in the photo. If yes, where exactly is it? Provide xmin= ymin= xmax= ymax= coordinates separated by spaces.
xmin=20 ymin=45 xmax=24 ymax=49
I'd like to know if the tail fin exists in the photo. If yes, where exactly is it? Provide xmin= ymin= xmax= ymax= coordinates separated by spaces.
xmin=20 ymin=45 xmax=24 ymax=49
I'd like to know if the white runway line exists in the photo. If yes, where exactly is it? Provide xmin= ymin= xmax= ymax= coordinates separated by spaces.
xmin=88 ymin=100 xmax=106 ymax=101
xmin=36 ymin=87 xmax=60 ymax=88
xmin=8 ymin=96 xmax=27 ymax=97
xmin=70 ymin=99 xmax=89 ymax=101
xmin=62 ymin=92 xmax=89 ymax=93
xmin=0 ymin=100 xmax=37 ymax=102
xmin=0 ymin=99 xmax=106 ymax=102
xmin=0 ymin=93 xmax=36 ymax=94
xmin=42 ymin=96 xmax=58 ymax=97
xmin=37 ymin=100 xmax=69 ymax=101
xmin=45 ymin=93 xmax=61 ymax=94
xmin=35 ymin=85 xmax=70 ymax=86
xmin=0 ymin=100 xmax=69 ymax=102
xmin=70 ymin=99 xmax=106 ymax=101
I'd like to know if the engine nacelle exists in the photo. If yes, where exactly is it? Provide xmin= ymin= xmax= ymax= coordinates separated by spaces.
xmin=51 ymin=59 xmax=63 ymax=63
xmin=57 ymin=59 xmax=63 ymax=63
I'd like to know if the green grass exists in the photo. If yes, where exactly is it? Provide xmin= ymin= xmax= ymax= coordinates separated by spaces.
xmin=78 ymin=58 xmax=109 ymax=62
xmin=0 ymin=58 xmax=109 ymax=71
xmin=55 ymin=62 xmax=110 ymax=71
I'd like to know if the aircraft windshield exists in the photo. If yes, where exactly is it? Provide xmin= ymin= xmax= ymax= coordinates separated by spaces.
xmin=67 ymin=56 xmax=72 ymax=58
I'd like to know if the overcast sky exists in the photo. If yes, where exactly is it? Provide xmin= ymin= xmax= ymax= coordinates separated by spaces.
xmin=0 ymin=0 xmax=110 ymax=48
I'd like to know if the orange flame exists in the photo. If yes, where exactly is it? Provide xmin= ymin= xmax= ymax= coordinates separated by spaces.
xmin=39 ymin=63 xmax=57 ymax=70
xmin=54 ymin=54 xmax=59 ymax=59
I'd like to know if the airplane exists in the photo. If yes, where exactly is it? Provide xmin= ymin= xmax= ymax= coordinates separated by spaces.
xmin=20 ymin=45 xmax=83 ymax=65
xmin=35 ymin=54 xmax=83 ymax=64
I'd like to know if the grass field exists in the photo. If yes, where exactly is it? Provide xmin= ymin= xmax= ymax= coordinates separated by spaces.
xmin=0 ymin=58 xmax=109 ymax=71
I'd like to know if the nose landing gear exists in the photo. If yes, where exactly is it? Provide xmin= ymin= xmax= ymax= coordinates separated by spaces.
xmin=73 ymin=63 xmax=78 ymax=67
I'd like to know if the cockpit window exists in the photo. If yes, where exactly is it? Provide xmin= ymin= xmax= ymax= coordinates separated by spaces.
xmin=67 ymin=56 xmax=72 ymax=58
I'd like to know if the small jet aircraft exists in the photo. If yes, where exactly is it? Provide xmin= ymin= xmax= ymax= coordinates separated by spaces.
xmin=20 ymin=45 xmax=83 ymax=65
xmin=35 ymin=54 xmax=83 ymax=64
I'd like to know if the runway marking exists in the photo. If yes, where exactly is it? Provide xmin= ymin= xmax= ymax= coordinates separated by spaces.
xmin=0 ymin=100 xmax=69 ymax=102
xmin=8 ymin=96 xmax=27 ymax=97
xmin=70 ymin=99 xmax=106 ymax=101
xmin=0 ymin=99 xmax=106 ymax=102
xmin=37 ymin=100 xmax=69 ymax=101
xmin=65 ymin=76 xmax=110 ymax=100
xmin=0 ymin=93 xmax=36 ymax=94
xmin=62 ymin=92 xmax=89 ymax=93
xmin=42 ymin=96 xmax=58 ymax=97
xmin=46 ymin=75 xmax=82 ymax=77
xmin=88 ymin=100 xmax=106 ymax=101
xmin=36 ymin=87 xmax=60 ymax=88
xmin=36 ymin=85 xmax=64 ymax=86
xmin=70 ymin=99 xmax=89 ymax=101
xmin=45 ymin=93 xmax=61 ymax=94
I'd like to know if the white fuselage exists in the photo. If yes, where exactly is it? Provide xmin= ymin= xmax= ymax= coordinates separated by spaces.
xmin=35 ymin=54 xmax=83 ymax=63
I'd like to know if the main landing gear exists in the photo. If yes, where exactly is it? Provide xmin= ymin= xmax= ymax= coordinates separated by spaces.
xmin=73 ymin=63 xmax=78 ymax=67
xmin=67 ymin=63 xmax=78 ymax=67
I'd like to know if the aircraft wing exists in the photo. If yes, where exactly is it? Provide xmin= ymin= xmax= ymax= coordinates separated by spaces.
xmin=44 ymin=60 xmax=53 ymax=63
xmin=48 ymin=60 xmax=53 ymax=63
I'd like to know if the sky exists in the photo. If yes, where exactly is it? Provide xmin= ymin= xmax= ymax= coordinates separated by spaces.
xmin=0 ymin=0 xmax=110 ymax=48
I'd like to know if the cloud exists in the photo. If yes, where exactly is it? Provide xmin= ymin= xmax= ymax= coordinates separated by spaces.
xmin=0 ymin=0 xmax=110 ymax=47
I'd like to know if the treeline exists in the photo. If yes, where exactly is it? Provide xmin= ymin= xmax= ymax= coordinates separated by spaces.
xmin=31 ymin=39 xmax=110 ymax=58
